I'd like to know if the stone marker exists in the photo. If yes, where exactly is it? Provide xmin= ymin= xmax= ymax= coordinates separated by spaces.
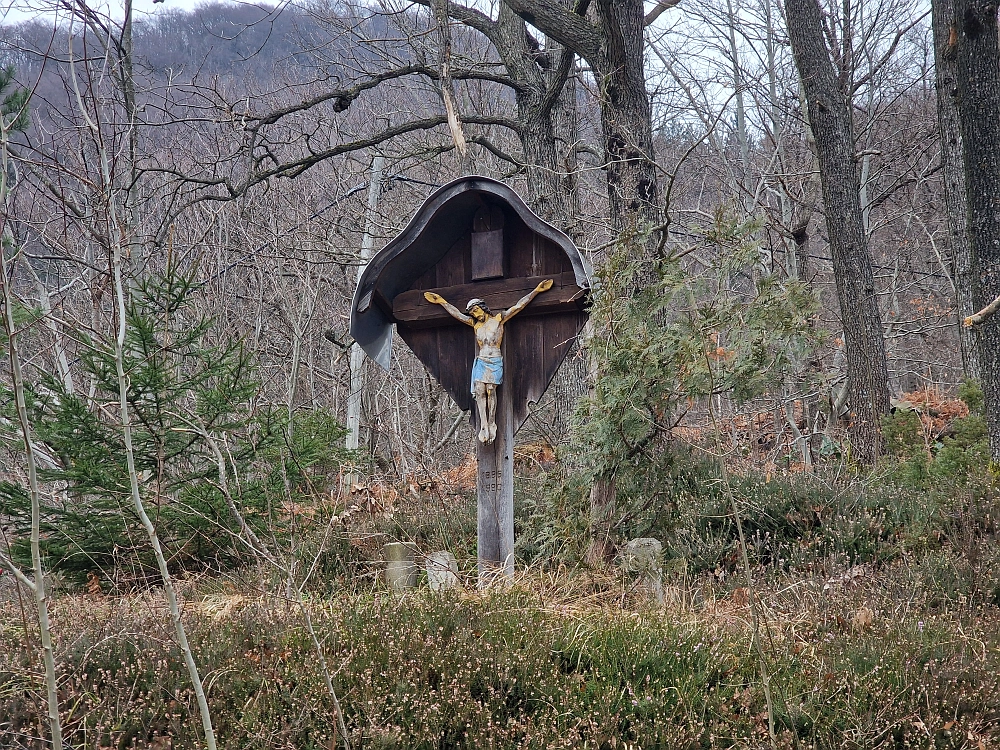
xmin=425 ymin=551 xmax=460 ymax=591
xmin=383 ymin=542 xmax=417 ymax=591
xmin=621 ymin=538 xmax=664 ymax=605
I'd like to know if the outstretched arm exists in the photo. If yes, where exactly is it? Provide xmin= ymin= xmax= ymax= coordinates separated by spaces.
xmin=502 ymin=279 xmax=553 ymax=322
xmin=424 ymin=291 xmax=474 ymax=325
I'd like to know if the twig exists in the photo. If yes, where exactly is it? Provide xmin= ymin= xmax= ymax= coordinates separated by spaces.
xmin=2 ymin=109 xmax=64 ymax=750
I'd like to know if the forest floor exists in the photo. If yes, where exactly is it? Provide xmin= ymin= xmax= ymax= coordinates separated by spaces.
xmin=2 ymin=387 xmax=998 ymax=748
xmin=2 ymin=508 xmax=999 ymax=749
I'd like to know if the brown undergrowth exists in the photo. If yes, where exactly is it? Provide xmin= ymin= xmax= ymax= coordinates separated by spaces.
xmin=2 ymin=553 xmax=1000 ymax=749
xmin=3 ymin=415 xmax=998 ymax=749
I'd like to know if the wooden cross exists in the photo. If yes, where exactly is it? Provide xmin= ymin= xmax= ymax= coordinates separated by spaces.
xmin=350 ymin=177 xmax=591 ymax=584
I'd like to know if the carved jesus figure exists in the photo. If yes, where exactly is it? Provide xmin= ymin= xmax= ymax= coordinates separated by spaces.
xmin=424 ymin=279 xmax=553 ymax=443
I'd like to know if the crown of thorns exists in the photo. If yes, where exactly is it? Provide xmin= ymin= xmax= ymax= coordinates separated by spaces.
xmin=465 ymin=298 xmax=491 ymax=314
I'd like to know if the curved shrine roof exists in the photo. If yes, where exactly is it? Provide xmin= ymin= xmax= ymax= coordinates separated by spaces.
xmin=350 ymin=175 xmax=592 ymax=370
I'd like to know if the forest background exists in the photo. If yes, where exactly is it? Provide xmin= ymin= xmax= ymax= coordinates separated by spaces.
xmin=1 ymin=0 xmax=1000 ymax=748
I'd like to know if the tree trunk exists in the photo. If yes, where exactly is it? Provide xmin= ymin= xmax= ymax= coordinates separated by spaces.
xmin=551 ymin=52 xmax=581 ymax=242
xmin=932 ymin=0 xmax=982 ymax=382
xmin=785 ymin=0 xmax=890 ymax=464
xmin=592 ymin=0 xmax=661 ymax=256
xmin=589 ymin=0 xmax=658 ymax=564
xmin=503 ymin=0 xmax=661 ymax=257
xmin=346 ymin=155 xmax=384 ymax=460
xmin=503 ymin=0 xmax=664 ymax=565
xmin=490 ymin=5 xmax=575 ymax=227
xmin=949 ymin=0 xmax=1000 ymax=462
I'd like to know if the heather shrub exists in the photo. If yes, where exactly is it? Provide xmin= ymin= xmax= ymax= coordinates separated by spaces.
xmin=3 ymin=584 xmax=1000 ymax=748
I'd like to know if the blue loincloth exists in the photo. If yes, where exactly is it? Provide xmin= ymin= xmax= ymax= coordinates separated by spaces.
xmin=471 ymin=355 xmax=503 ymax=393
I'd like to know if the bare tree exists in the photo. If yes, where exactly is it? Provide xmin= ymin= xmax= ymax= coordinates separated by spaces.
xmin=0 ymin=68 xmax=63 ymax=748
xmin=942 ymin=0 xmax=1000 ymax=462
xmin=785 ymin=0 xmax=891 ymax=463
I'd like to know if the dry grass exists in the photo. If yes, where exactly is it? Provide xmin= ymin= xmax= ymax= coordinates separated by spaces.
xmin=3 ymin=554 xmax=1000 ymax=748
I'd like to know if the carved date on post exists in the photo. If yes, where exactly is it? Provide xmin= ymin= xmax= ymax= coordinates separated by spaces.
xmin=480 ymin=469 xmax=502 ymax=494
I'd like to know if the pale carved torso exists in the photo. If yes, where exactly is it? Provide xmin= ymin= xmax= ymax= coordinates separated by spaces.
xmin=423 ymin=278 xmax=552 ymax=443
xmin=473 ymin=314 xmax=504 ymax=358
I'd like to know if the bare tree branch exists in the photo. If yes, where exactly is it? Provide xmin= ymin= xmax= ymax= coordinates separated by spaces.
xmin=247 ymin=64 xmax=523 ymax=132
xmin=405 ymin=0 xmax=498 ymax=39
xmin=965 ymin=292 xmax=1000 ymax=327
xmin=644 ymin=0 xmax=681 ymax=26
xmin=850 ymin=10 xmax=931 ymax=94
xmin=150 ymin=114 xmax=522 ymax=211
xmin=503 ymin=0 xmax=602 ymax=62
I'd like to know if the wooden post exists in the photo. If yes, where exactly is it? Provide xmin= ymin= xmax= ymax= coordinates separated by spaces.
xmin=476 ymin=372 xmax=514 ymax=586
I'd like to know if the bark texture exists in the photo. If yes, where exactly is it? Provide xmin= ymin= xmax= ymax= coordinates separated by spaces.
xmin=949 ymin=0 xmax=1000 ymax=462
xmin=932 ymin=0 xmax=982 ymax=382
xmin=503 ymin=0 xmax=660 ymax=261
xmin=785 ymin=0 xmax=890 ymax=464
xmin=494 ymin=5 xmax=572 ymax=225
xmin=503 ymin=0 xmax=665 ymax=565
xmin=436 ymin=1 xmax=576 ymax=227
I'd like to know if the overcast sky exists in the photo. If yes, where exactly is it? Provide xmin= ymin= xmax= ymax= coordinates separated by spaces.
xmin=1 ymin=0 xmax=230 ymax=25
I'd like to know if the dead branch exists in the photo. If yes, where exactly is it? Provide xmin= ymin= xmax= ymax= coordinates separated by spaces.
xmin=964 ymin=292 xmax=1000 ymax=327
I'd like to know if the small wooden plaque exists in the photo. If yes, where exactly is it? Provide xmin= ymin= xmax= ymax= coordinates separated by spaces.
xmin=471 ymin=204 xmax=505 ymax=280
xmin=471 ymin=229 xmax=504 ymax=280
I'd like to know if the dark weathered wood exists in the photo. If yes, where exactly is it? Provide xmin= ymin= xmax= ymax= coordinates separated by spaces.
xmin=471 ymin=230 xmax=505 ymax=280
xmin=472 ymin=205 xmax=506 ymax=280
xmin=353 ymin=177 xmax=591 ymax=327
xmin=477 ymin=371 xmax=514 ymax=584
xmin=473 ymin=204 xmax=505 ymax=232
xmin=393 ymin=272 xmax=584 ymax=327
xmin=393 ymin=229 xmax=587 ymax=429
xmin=507 ymin=310 xmax=586 ymax=427
xmin=509 ymin=220 xmax=573 ymax=280
xmin=399 ymin=312 xmax=587 ymax=428
xmin=436 ymin=234 xmax=470 ymax=287
xmin=399 ymin=325 xmax=476 ymax=413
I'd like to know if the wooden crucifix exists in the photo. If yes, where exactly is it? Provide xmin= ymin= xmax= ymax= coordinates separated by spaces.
xmin=423 ymin=280 xmax=554 ymax=444
xmin=349 ymin=176 xmax=591 ymax=584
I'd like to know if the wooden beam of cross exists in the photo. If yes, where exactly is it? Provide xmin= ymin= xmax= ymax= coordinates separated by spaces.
xmin=349 ymin=176 xmax=591 ymax=584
